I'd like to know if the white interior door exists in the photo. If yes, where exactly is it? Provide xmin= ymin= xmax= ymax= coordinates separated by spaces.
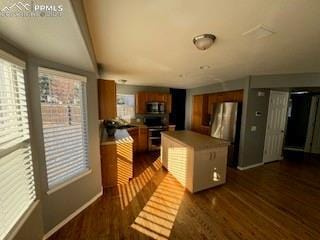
xmin=263 ymin=91 xmax=289 ymax=163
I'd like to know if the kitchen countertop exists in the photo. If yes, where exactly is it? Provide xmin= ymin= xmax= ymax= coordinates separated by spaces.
xmin=101 ymin=129 xmax=133 ymax=145
xmin=161 ymin=130 xmax=229 ymax=150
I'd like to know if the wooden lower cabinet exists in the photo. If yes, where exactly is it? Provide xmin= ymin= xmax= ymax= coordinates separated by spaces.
xmin=138 ymin=127 xmax=148 ymax=152
xmin=128 ymin=127 xmax=148 ymax=152
xmin=100 ymin=142 xmax=133 ymax=188
xmin=98 ymin=79 xmax=116 ymax=120
xmin=127 ymin=128 xmax=139 ymax=152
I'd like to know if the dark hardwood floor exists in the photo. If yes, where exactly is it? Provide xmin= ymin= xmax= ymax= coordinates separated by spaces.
xmin=50 ymin=152 xmax=320 ymax=240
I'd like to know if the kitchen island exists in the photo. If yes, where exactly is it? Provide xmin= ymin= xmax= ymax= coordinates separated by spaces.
xmin=100 ymin=129 xmax=133 ymax=188
xmin=161 ymin=130 xmax=229 ymax=193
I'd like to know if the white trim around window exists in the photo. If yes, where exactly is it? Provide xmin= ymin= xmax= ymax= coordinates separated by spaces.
xmin=0 ymin=49 xmax=25 ymax=69
xmin=38 ymin=67 xmax=87 ymax=82
xmin=38 ymin=67 xmax=90 ymax=190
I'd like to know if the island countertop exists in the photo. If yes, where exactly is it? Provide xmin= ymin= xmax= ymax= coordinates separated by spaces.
xmin=161 ymin=130 xmax=229 ymax=150
xmin=101 ymin=129 xmax=133 ymax=145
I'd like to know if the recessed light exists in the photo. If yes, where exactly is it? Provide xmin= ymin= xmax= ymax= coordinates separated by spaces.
xmin=117 ymin=79 xmax=127 ymax=84
xmin=200 ymin=65 xmax=210 ymax=70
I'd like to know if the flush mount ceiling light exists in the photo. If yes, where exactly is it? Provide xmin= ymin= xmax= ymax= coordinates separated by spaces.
xmin=193 ymin=34 xmax=216 ymax=50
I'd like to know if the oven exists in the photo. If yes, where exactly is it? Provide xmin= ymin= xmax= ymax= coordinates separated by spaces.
xmin=148 ymin=126 xmax=167 ymax=151
xmin=144 ymin=117 xmax=167 ymax=151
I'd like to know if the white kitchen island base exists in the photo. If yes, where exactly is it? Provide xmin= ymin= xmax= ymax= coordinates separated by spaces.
xmin=161 ymin=131 xmax=229 ymax=193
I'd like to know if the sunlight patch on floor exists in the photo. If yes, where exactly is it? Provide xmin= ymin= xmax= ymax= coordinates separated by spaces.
xmin=118 ymin=158 xmax=162 ymax=209
xmin=131 ymin=173 xmax=184 ymax=239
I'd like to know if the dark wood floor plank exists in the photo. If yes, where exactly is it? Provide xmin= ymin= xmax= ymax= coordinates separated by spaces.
xmin=49 ymin=153 xmax=320 ymax=240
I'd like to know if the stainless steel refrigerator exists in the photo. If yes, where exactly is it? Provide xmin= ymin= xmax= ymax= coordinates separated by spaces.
xmin=210 ymin=102 xmax=241 ymax=167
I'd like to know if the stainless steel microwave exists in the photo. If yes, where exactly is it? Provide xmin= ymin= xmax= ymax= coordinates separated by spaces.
xmin=146 ymin=102 xmax=165 ymax=114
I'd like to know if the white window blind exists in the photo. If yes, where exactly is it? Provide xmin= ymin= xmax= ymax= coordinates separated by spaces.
xmin=0 ymin=56 xmax=35 ymax=240
xmin=38 ymin=68 xmax=89 ymax=189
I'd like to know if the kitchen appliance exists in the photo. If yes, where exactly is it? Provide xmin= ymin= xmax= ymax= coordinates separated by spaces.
xmin=210 ymin=102 xmax=242 ymax=167
xmin=146 ymin=102 xmax=165 ymax=114
xmin=144 ymin=117 xmax=167 ymax=151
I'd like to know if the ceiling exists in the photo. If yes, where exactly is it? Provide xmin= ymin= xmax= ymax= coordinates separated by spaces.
xmin=0 ymin=0 xmax=94 ymax=72
xmin=84 ymin=0 xmax=320 ymax=88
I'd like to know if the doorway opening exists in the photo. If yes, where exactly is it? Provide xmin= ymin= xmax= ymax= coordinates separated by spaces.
xmin=283 ymin=89 xmax=320 ymax=159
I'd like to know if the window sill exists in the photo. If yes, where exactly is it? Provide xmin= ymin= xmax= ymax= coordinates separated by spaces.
xmin=46 ymin=169 xmax=92 ymax=195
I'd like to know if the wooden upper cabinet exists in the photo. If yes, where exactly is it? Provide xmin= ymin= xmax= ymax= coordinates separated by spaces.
xmin=207 ymin=90 xmax=243 ymax=114
xmin=135 ymin=92 xmax=172 ymax=114
xmin=136 ymin=92 xmax=147 ymax=114
xmin=192 ymin=90 xmax=244 ymax=135
xmin=165 ymin=93 xmax=172 ymax=113
xmin=191 ymin=95 xmax=204 ymax=132
xmin=98 ymin=79 xmax=116 ymax=120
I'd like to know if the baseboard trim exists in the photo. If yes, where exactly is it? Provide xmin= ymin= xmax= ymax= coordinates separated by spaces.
xmin=42 ymin=189 xmax=103 ymax=240
xmin=237 ymin=162 xmax=264 ymax=171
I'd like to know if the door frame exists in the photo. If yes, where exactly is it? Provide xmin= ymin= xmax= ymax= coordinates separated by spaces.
xmin=263 ymin=90 xmax=289 ymax=163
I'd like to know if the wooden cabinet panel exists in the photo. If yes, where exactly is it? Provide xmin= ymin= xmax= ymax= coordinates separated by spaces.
xmin=98 ymin=79 xmax=116 ymax=120
xmin=192 ymin=90 xmax=243 ymax=135
xmin=192 ymin=95 xmax=210 ymax=133
xmin=199 ymin=125 xmax=210 ymax=135
xmin=100 ymin=143 xmax=133 ymax=188
xmin=128 ymin=127 xmax=148 ymax=152
xmin=191 ymin=95 xmax=203 ymax=132
xmin=208 ymin=90 xmax=244 ymax=114
xmin=165 ymin=93 xmax=172 ymax=113
xmin=136 ymin=92 xmax=147 ymax=114
xmin=138 ymin=127 xmax=148 ymax=152
xmin=127 ymin=128 xmax=139 ymax=152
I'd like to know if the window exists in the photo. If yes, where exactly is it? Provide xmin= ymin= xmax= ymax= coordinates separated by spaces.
xmin=117 ymin=94 xmax=135 ymax=122
xmin=0 ymin=50 xmax=35 ymax=239
xmin=38 ymin=67 xmax=89 ymax=189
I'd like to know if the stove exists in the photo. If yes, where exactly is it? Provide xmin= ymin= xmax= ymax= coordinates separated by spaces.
xmin=144 ymin=117 xmax=167 ymax=151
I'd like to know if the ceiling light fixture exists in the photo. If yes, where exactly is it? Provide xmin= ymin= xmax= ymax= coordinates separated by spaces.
xmin=193 ymin=34 xmax=216 ymax=50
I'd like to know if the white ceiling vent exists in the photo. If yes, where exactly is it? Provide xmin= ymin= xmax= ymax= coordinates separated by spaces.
xmin=242 ymin=24 xmax=275 ymax=39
